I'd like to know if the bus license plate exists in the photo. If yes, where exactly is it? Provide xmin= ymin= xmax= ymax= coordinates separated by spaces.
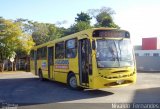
xmin=116 ymin=80 xmax=124 ymax=84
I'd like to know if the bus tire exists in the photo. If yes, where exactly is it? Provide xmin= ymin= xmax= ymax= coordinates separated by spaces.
xmin=38 ymin=69 xmax=44 ymax=81
xmin=67 ymin=74 xmax=78 ymax=89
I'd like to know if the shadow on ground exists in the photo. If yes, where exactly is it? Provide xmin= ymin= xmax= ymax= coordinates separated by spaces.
xmin=0 ymin=78 xmax=113 ymax=106
xmin=131 ymin=87 xmax=160 ymax=103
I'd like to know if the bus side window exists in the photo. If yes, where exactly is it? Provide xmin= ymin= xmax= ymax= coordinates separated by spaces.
xmin=55 ymin=42 xmax=65 ymax=59
xmin=37 ymin=47 xmax=47 ymax=60
xmin=65 ymin=38 xmax=77 ymax=58
xmin=37 ymin=49 xmax=41 ymax=59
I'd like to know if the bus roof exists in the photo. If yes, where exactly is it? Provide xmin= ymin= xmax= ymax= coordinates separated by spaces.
xmin=32 ymin=28 xmax=127 ymax=49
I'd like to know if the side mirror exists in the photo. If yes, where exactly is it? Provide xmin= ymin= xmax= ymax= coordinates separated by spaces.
xmin=92 ymin=40 xmax=96 ymax=50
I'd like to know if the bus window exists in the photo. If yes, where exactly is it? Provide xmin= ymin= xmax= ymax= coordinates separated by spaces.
xmin=65 ymin=38 xmax=77 ymax=58
xmin=55 ymin=42 xmax=65 ymax=59
xmin=37 ymin=47 xmax=47 ymax=60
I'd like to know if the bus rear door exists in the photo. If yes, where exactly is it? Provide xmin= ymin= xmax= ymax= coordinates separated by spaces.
xmin=48 ymin=46 xmax=54 ymax=79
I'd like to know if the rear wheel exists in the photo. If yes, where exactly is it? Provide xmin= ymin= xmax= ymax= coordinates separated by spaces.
xmin=38 ymin=69 xmax=44 ymax=81
xmin=68 ymin=74 xmax=78 ymax=89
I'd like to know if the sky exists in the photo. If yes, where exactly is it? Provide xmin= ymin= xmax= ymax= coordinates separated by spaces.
xmin=1 ymin=0 xmax=160 ymax=45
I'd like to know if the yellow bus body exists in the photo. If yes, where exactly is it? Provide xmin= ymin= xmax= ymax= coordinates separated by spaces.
xmin=30 ymin=28 xmax=137 ymax=89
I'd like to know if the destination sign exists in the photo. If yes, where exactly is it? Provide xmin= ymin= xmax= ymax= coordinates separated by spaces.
xmin=93 ymin=30 xmax=130 ymax=38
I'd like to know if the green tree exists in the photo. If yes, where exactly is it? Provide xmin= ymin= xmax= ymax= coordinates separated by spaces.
xmin=0 ymin=18 xmax=22 ymax=61
xmin=74 ymin=21 xmax=91 ymax=32
xmin=15 ymin=19 xmax=65 ymax=45
xmin=27 ymin=22 xmax=63 ymax=45
xmin=65 ymin=21 xmax=91 ymax=35
xmin=75 ymin=12 xmax=92 ymax=24
xmin=31 ymin=22 xmax=50 ymax=45
xmin=0 ymin=18 xmax=34 ymax=72
xmin=64 ymin=12 xmax=92 ymax=35
xmin=15 ymin=18 xmax=34 ymax=34
xmin=88 ymin=7 xmax=119 ymax=28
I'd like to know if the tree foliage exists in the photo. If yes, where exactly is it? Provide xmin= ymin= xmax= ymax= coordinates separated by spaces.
xmin=75 ymin=12 xmax=92 ymax=24
xmin=16 ymin=20 xmax=65 ymax=45
xmin=64 ymin=12 xmax=92 ymax=35
xmin=88 ymin=7 xmax=119 ymax=28
xmin=0 ymin=18 xmax=21 ymax=62
xmin=74 ymin=21 xmax=91 ymax=32
xmin=0 ymin=18 xmax=34 ymax=63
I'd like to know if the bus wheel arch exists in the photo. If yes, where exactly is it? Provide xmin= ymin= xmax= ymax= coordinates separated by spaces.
xmin=67 ymin=71 xmax=78 ymax=89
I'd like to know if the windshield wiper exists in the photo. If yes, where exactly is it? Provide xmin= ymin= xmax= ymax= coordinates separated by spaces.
xmin=113 ymin=40 xmax=120 ymax=67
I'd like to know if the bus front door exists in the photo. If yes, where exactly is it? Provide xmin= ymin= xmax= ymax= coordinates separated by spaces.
xmin=79 ymin=39 xmax=90 ymax=87
xmin=48 ymin=46 xmax=54 ymax=79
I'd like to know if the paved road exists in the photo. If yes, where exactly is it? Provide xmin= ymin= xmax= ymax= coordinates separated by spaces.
xmin=0 ymin=71 xmax=160 ymax=109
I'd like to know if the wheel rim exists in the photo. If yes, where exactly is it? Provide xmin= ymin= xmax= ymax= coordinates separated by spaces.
xmin=39 ymin=73 xmax=42 ymax=78
xmin=69 ymin=76 xmax=77 ymax=88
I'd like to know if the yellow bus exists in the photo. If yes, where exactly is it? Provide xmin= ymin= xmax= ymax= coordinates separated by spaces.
xmin=30 ymin=28 xmax=136 ymax=89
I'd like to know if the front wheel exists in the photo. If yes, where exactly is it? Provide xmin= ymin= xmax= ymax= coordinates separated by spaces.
xmin=68 ymin=74 xmax=78 ymax=89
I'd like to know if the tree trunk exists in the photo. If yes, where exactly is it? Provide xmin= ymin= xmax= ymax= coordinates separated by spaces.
xmin=0 ymin=62 xmax=4 ymax=72
xmin=2 ymin=62 xmax=4 ymax=71
xmin=14 ymin=57 xmax=18 ymax=71
xmin=0 ymin=63 xmax=2 ymax=72
xmin=13 ymin=61 xmax=16 ymax=71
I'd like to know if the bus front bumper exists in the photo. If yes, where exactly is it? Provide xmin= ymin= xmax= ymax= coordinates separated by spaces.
xmin=90 ymin=73 xmax=136 ymax=89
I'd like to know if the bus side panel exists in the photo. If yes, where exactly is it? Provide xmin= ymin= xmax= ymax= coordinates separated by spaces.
xmin=68 ymin=58 xmax=79 ymax=75
xmin=30 ymin=60 xmax=35 ymax=74
xmin=54 ymin=72 xmax=67 ymax=83
xmin=54 ymin=56 xmax=79 ymax=84
xmin=68 ymin=57 xmax=79 ymax=85
xmin=37 ymin=59 xmax=48 ymax=78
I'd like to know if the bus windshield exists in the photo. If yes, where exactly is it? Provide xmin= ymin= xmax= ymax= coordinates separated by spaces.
xmin=96 ymin=39 xmax=134 ymax=68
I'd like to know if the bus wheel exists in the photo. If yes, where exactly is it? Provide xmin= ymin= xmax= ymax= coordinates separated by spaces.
xmin=38 ymin=69 xmax=43 ymax=81
xmin=68 ymin=74 xmax=78 ymax=89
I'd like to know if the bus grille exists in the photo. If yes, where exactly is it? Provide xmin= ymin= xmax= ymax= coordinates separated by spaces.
xmin=101 ymin=72 xmax=134 ymax=79
xmin=104 ymin=80 xmax=133 ymax=86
